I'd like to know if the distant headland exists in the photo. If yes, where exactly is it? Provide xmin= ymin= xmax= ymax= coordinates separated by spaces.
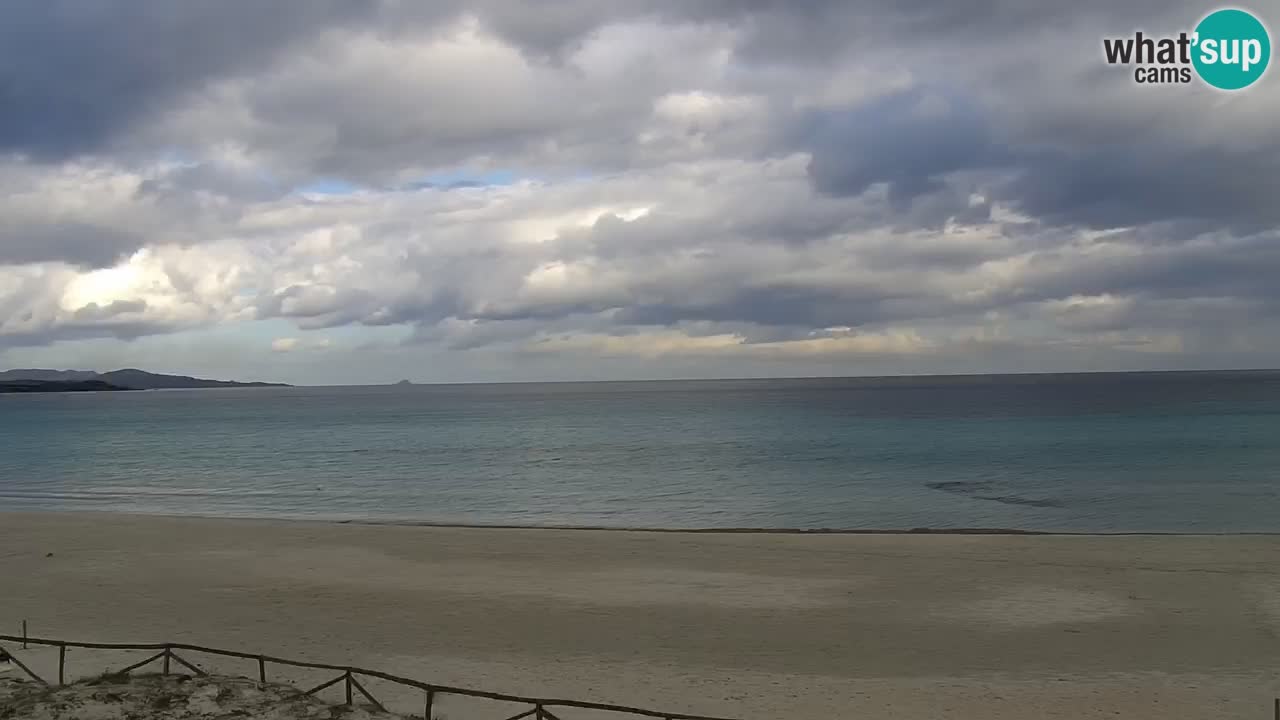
xmin=0 ymin=368 xmax=291 ymax=393
xmin=0 ymin=379 xmax=134 ymax=394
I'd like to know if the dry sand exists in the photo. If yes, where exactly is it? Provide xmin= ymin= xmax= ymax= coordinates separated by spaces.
xmin=2 ymin=512 xmax=1280 ymax=718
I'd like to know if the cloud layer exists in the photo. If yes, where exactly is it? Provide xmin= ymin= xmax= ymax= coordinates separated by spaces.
xmin=2 ymin=0 xmax=1279 ymax=382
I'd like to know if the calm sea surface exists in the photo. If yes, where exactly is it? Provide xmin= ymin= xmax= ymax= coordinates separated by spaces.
xmin=3 ymin=372 xmax=1279 ymax=532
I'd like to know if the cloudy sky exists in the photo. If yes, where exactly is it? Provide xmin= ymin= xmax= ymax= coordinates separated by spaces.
xmin=2 ymin=1 xmax=1277 ymax=384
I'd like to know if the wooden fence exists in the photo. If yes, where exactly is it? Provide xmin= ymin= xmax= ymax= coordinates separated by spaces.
xmin=0 ymin=634 xmax=741 ymax=720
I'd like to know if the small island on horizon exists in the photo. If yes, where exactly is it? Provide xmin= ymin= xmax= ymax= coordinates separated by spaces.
xmin=394 ymin=379 xmax=414 ymax=386
xmin=0 ymin=368 xmax=291 ymax=394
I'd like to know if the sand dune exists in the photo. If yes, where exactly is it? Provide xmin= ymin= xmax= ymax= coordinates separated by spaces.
xmin=1 ymin=674 xmax=406 ymax=720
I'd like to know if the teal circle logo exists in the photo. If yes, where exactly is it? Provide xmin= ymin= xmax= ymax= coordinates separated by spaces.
xmin=1192 ymin=9 xmax=1271 ymax=90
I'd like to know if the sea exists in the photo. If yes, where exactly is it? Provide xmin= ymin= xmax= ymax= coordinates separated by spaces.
xmin=2 ymin=371 xmax=1279 ymax=533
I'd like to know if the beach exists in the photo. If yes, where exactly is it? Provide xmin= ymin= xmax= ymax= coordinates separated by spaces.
xmin=3 ymin=512 xmax=1280 ymax=718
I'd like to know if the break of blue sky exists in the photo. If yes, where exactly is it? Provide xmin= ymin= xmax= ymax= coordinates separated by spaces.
xmin=411 ymin=168 xmax=519 ymax=189
xmin=295 ymin=178 xmax=364 ymax=195
xmin=296 ymin=169 xmax=521 ymax=196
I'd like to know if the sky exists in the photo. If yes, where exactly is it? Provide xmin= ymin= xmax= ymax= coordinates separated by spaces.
xmin=1 ymin=1 xmax=1278 ymax=385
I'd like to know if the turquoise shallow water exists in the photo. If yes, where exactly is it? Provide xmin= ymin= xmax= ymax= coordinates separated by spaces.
xmin=2 ymin=372 xmax=1279 ymax=532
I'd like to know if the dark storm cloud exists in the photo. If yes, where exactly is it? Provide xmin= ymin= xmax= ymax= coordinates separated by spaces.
xmin=72 ymin=299 xmax=148 ymax=322
xmin=800 ymin=85 xmax=1280 ymax=235
xmin=1006 ymin=143 xmax=1280 ymax=232
xmin=0 ymin=1 xmax=394 ymax=159
xmin=0 ymin=221 xmax=141 ymax=267
xmin=260 ymin=284 xmax=381 ymax=327
xmin=0 ymin=286 xmax=174 ymax=350
xmin=258 ymin=280 xmax=468 ymax=331
xmin=422 ymin=0 xmax=1195 ymax=62
xmin=1021 ymin=231 xmax=1280 ymax=304
xmin=0 ymin=0 xmax=1198 ymax=160
xmin=610 ymin=282 xmax=988 ymax=334
xmin=614 ymin=286 xmax=881 ymax=329
xmin=803 ymin=90 xmax=1003 ymax=204
xmin=0 ymin=320 xmax=174 ymax=350
xmin=0 ymin=0 xmax=645 ymax=161
xmin=666 ymin=0 xmax=1193 ymax=64
xmin=7 ymin=0 xmax=1257 ymax=225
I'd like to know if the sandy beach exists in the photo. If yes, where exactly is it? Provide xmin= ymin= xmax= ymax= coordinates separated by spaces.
xmin=3 ymin=512 xmax=1279 ymax=719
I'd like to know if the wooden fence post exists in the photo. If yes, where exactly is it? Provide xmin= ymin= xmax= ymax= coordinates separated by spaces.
xmin=0 ymin=633 xmax=743 ymax=720
xmin=0 ymin=642 xmax=49 ymax=686
xmin=258 ymin=656 xmax=266 ymax=683
xmin=21 ymin=621 xmax=27 ymax=649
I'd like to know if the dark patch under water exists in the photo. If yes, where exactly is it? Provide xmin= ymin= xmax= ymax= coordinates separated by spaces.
xmin=925 ymin=481 xmax=1064 ymax=508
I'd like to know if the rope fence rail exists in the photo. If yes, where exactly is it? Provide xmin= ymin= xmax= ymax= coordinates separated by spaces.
xmin=0 ymin=633 xmax=741 ymax=720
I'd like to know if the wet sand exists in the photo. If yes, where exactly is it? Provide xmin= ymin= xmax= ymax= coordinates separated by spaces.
xmin=3 ymin=512 xmax=1279 ymax=718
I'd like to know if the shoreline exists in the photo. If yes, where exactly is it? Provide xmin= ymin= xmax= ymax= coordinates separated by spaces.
xmin=8 ymin=508 xmax=1280 ymax=536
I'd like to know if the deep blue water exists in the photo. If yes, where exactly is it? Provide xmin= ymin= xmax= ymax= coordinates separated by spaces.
xmin=2 ymin=372 xmax=1279 ymax=532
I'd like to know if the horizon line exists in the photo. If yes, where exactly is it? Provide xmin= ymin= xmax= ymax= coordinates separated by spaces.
xmin=7 ymin=365 xmax=1280 ymax=389
xmin=298 ymin=366 xmax=1280 ymax=388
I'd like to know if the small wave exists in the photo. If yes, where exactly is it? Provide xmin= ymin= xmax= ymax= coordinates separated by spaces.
xmin=0 ymin=487 xmax=281 ymax=502
xmin=925 ymin=480 xmax=1063 ymax=509
xmin=102 ymin=486 xmax=280 ymax=496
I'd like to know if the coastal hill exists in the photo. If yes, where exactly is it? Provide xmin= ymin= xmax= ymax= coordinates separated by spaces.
xmin=0 ymin=379 xmax=134 ymax=394
xmin=0 ymin=368 xmax=99 ymax=382
xmin=0 ymin=368 xmax=289 ymax=391
xmin=97 ymin=368 xmax=289 ymax=390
